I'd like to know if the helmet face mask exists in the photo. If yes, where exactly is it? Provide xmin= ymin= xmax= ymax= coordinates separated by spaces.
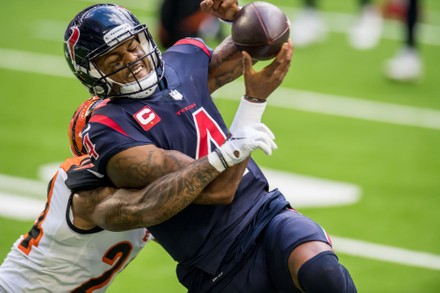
xmin=64 ymin=4 xmax=164 ymax=99
xmin=89 ymin=32 xmax=162 ymax=98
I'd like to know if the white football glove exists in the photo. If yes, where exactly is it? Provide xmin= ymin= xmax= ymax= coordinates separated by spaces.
xmin=208 ymin=123 xmax=277 ymax=172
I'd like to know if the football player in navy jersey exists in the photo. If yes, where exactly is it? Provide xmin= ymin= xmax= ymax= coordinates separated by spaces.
xmin=0 ymin=96 xmax=275 ymax=292
xmin=64 ymin=1 xmax=356 ymax=292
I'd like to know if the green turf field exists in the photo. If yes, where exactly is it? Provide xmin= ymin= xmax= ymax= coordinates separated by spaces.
xmin=0 ymin=0 xmax=439 ymax=292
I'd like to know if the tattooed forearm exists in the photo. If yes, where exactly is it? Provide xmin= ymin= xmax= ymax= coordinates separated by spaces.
xmin=107 ymin=157 xmax=219 ymax=230
xmin=208 ymin=36 xmax=243 ymax=92
xmin=146 ymin=163 xmax=218 ymax=225
xmin=211 ymin=59 xmax=243 ymax=90
xmin=208 ymin=42 xmax=238 ymax=74
xmin=107 ymin=147 xmax=193 ymax=189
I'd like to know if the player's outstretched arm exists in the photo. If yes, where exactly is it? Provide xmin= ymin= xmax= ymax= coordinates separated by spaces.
xmin=203 ymin=0 xmax=244 ymax=94
xmin=204 ymin=44 xmax=292 ymax=201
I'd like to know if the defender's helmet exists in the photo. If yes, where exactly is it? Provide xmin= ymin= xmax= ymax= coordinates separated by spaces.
xmin=64 ymin=4 xmax=164 ymax=99
xmin=68 ymin=96 xmax=102 ymax=156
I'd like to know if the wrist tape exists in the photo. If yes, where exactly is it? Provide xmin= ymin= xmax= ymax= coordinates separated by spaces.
xmin=207 ymin=149 xmax=228 ymax=172
xmin=229 ymin=96 xmax=267 ymax=134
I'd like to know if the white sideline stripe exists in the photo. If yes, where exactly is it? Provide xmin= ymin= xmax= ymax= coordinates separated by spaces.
xmin=0 ymin=48 xmax=71 ymax=78
xmin=2 ymin=48 xmax=440 ymax=130
xmin=332 ymin=236 xmax=440 ymax=270
xmin=263 ymin=168 xmax=361 ymax=208
xmin=215 ymin=82 xmax=440 ymax=130
xmin=0 ymin=193 xmax=45 ymax=220
xmin=0 ymin=173 xmax=47 ymax=199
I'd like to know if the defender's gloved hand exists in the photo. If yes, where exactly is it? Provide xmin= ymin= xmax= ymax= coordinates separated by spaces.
xmin=208 ymin=123 xmax=277 ymax=172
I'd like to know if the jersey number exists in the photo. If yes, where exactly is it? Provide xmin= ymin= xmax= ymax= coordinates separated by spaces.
xmin=18 ymin=203 xmax=48 ymax=255
xmin=72 ymin=241 xmax=133 ymax=292
xmin=18 ymin=177 xmax=56 ymax=255
xmin=192 ymin=108 xmax=227 ymax=159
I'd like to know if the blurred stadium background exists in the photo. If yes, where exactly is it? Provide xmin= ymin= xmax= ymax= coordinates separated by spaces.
xmin=0 ymin=0 xmax=439 ymax=292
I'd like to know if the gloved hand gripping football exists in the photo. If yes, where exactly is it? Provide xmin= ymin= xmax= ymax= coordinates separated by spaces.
xmin=208 ymin=123 xmax=277 ymax=172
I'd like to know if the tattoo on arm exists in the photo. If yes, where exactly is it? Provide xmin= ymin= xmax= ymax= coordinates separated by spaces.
xmin=209 ymin=54 xmax=243 ymax=90
xmin=108 ymin=149 xmax=191 ymax=189
xmin=208 ymin=37 xmax=243 ymax=92
xmin=144 ymin=159 xmax=218 ymax=224
xmin=106 ymin=157 xmax=219 ymax=230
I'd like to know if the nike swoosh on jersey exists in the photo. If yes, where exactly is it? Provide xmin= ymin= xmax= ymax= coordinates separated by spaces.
xmin=87 ymin=169 xmax=105 ymax=178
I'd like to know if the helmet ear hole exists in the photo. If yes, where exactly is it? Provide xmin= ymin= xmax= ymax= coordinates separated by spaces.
xmin=93 ymin=86 xmax=105 ymax=95
xmin=88 ymin=63 xmax=113 ymax=96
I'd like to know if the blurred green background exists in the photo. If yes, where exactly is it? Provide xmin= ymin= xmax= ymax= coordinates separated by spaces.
xmin=0 ymin=0 xmax=439 ymax=292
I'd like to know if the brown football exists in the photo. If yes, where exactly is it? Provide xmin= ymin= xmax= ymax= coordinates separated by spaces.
xmin=231 ymin=2 xmax=290 ymax=60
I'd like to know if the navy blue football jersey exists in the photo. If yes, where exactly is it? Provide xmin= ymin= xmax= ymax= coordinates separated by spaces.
xmin=83 ymin=38 xmax=273 ymax=275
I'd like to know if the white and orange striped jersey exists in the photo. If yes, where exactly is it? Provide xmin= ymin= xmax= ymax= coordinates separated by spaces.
xmin=0 ymin=156 xmax=152 ymax=292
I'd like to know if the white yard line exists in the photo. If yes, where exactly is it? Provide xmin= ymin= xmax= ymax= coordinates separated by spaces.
xmin=0 ymin=48 xmax=71 ymax=77
xmin=0 ymin=173 xmax=47 ymax=199
xmin=332 ymin=236 xmax=440 ymax=270
xmin=215 ymin=83 xmax=440 ymax=130
xmin=1 ymin=48 xmax=440 ymax=130
xmin=0 ymin=193 xmax=45 ymax=221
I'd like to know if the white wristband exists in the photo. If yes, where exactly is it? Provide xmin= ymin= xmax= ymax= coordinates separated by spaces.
xmin=229 ymin=96 xmax=267 ymax=134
